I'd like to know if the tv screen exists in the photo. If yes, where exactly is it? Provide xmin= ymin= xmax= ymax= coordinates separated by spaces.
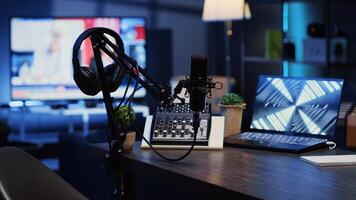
xmin=250 ymin=76 xmax=343 ymax=136
xmin=10 ymin=17 xmax=146 ymax=101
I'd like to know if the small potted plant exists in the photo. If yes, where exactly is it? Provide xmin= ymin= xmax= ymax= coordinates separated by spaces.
xmin=219 ymin=93 xmax=246 ymax=137
xmin=114 ymin=105 xmax=136 ymax=152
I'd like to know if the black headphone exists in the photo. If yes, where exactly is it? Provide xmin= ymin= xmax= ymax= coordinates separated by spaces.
xmin=72 ymin=27 xmax=124 ymax=96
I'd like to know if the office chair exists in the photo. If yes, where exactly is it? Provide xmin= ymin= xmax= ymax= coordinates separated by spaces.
xmin=0 ymin=146 xmax=87 ymax=200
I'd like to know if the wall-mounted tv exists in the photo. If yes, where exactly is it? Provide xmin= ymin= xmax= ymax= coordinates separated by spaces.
xmin=10 ymin=17 xmax=146 ymax=101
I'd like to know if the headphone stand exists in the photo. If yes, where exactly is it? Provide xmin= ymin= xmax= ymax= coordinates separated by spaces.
xmin=90 ymin=35 xmax=123 ymax=154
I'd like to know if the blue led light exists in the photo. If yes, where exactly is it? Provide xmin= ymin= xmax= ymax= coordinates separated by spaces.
xmin=283 ymin=61 xmax=289 ymax=77
xmin=283 ymin=2 xmax=289 ymax=32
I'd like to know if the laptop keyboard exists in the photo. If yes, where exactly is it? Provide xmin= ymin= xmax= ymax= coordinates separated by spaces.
xmin=237 ymin=132 xmax=327 ymax=146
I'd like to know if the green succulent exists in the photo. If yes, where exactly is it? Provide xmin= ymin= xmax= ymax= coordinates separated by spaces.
xmin=220 ymin=93 xmax=244 ymax=105
xmin=114 ymin=105 xmax=135 ymax=129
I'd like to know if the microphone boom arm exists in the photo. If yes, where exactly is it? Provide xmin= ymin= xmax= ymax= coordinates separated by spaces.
xmin=93 ymin=33 xmax=174 ymax=106
xmin=89 ymin=32 xmax=221 ymax=156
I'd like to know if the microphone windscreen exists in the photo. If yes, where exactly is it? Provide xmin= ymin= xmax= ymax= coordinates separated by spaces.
xmin=189 ymin=55 xmax=208 ymax=112
xmin=190 ymin=55 xmax=207 ymax=80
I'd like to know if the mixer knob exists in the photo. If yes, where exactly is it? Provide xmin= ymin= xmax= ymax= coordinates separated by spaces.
xmin=180 ymin=130 xmax=185 ymax=137
xmin=154 ymin=130 xmax=159 ymax=137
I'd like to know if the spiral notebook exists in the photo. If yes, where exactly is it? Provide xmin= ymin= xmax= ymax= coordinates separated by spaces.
xmin=301 ymin=155 xmax=356 ymax=166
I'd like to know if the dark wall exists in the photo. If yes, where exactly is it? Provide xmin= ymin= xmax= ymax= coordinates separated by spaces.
xmin=230 ymin=1 xmax=356 ymax=130
xmin=0 ymin=0 xmax=52 ymax=103
xmin=0 ymin=0 xmax=208 ymax=104
xmin=2 ymin=0 xmax=354 ymax=131
xmin=331 ymin=1 xmax=356 ymax=63
xmin=245 ymin=2 xmax=282 ymax=58
xmin=237 ymin=2 xmax=283 ymax=130
xmin=330 ymin=1 xmax=356 ymax=102
xmin=0 ymin=0 xmax=211 ymax=134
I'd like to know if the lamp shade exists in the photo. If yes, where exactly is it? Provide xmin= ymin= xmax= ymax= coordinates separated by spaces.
xmin=202 ymin=0 xmax=245 ymax=22
xmin=244 ymin=2 xmax=252 ymax=19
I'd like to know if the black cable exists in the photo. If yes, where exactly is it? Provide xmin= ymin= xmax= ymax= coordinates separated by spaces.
xmin=125 ymin=81 xmax=139 ymax=105
xmin=106 ymin=75 xmax=132 ymax=174
xmin=124 ymin=62 xmax=140 ymax=105
xmin=126 ymin=81 xmax=199 ymax=162
xmin=117 ymin=76 xmax=132 ymax=108
xmin=107 ymin=79 xmax=131 ymax=200
xmin=111 ymin=75 xmax=131 ymax=144
xmin=134 ymin=122 xmax=198 ymax=162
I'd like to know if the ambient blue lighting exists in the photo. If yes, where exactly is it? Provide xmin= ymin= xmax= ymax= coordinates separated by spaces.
xmin=251 ymin=76 xmax=343 ymax=136
xmin=283 ymin=2 xmax=289 ymax=32
xmin=283 ymin=61 xmax=289 ymax=77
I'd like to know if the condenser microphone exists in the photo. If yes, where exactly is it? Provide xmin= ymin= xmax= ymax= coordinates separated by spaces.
xmin=189 ymin=55 xmax=208 ymax=113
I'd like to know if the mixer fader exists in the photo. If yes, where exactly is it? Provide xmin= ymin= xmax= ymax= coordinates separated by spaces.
xmin=150 ymin=103 xmax=211 ymax=146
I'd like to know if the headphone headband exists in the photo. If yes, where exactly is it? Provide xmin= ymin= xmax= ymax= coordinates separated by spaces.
xmin=72 ymin=27 xmax=124 ymax=72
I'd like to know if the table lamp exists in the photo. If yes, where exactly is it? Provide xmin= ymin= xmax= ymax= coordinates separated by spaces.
xmin=202 ymin=0 xmax=251 ymax=91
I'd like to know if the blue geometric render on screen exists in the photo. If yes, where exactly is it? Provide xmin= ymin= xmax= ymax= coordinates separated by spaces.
xmin=250 ymin=76 xmax=343 ymax=136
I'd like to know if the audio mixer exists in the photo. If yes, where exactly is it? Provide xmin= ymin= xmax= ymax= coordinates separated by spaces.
xmin=150 ymin=103 xmax=211 ymax=146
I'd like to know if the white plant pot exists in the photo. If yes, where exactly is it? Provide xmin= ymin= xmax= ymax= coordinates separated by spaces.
xmin=122 ymin=131 xmax=136 ymax=152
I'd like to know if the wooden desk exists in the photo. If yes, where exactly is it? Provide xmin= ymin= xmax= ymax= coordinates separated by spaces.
xmin=91 ymin=142 xmax=356 ymax=200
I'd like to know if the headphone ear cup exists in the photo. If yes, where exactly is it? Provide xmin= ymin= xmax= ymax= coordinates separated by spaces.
xmin=74 ymin=67 xmax=102 ymax=96
xmin=104 ymin=63 xmax=123 ymax=92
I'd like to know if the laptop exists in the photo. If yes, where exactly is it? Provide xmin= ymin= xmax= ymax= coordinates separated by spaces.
xmin=224 ymin=75 xmax=344 ymax=153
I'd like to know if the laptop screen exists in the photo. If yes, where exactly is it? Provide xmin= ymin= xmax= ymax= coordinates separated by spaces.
xmin=250 ymin=76 xmax=344 ymax=136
